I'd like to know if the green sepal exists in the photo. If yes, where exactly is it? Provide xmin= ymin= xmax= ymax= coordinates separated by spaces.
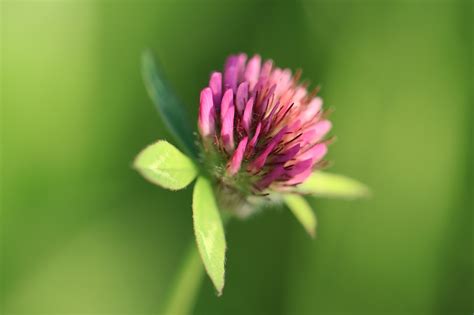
xmin=296 ymin=171 xmax=371 ymax=199
xmin=284 ymin=194 xmax=317 ymax=238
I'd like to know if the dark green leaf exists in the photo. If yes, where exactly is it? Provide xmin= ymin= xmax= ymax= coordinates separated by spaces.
xmin=141 ymin=50 xmax=197 ymax=159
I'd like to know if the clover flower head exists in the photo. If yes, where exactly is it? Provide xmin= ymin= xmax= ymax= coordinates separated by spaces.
xmin=136 ymin=51 xmax=369 ymax=296
xmin=198 ymin=53 xmax=332 ymax=214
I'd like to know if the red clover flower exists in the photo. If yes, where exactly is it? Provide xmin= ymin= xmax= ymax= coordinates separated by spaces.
xmin=198 ymin=54 xmax=332 ymax=216
xmin=135 ymin=51 xmax=369 ymax=296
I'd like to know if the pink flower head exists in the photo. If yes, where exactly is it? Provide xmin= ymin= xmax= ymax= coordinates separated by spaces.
xmin=198 ymin=53 xmax=332 ymax=197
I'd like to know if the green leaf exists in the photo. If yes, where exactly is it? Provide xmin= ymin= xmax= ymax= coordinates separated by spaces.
xmin=296 ymin=171 xmax=371 ymax=199
xmin=134 ymin=140 xmax=198 ymax=190
xmin=284 ymin=194 xmax=317 ymax=238
xmin=141 ymin=50 xmax=198 ymax=159
xmin=192 ymin=176 xmax=226 ymax=295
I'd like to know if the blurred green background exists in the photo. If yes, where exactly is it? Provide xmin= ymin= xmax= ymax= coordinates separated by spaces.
xmin=1 ymin=0 xmax=472 ymax=314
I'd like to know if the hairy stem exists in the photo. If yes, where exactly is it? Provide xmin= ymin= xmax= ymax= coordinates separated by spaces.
xmin=162 ymin=210 xmax=232 ymax=315
xmin=162 ymin=243 xmax=205 ymax=315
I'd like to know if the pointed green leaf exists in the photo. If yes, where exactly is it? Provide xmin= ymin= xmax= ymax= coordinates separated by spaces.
xmin=141 ymin=50 xmax=197 ymax=159
xmin=192 ymin=176 xmax=226 ymax=295
xmin=297 ymin=171 xmax=371 ymax=199
xmin=284 ymin=194 xmax=317 ymax=238
xmin=134 ymin=140 xmax=198 ymax=190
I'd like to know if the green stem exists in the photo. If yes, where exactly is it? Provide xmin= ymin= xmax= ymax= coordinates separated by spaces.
xmin=162 ymin=243 xmax=205 ymax=315
xmin=162 ymin=214 xmax=232 ymax=315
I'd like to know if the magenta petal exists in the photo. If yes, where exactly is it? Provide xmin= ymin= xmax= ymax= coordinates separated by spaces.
xmin=244 ymin=55 xmax=261 ymax=89
xmin=273 ymin=101 xmax=293 ymax=125
xmin=301 ymin=97 xmax=322 ymax=123
xmin=300 ymin=120 xmax=332 ymax=146
xmin=224 ymin=56 xmax=238 ymax=92
xmin=209 ymin=72 xmax=222 ymax=108
xmin=314 ymin=120 xmax=332 ymax=137
xmin=258 ymin=84 xmax=276 ymax=115
xmin=274 ymin=69 xmax=292 ymax=97
xmin=312 ymin=143 xmax=328 ymax=163
xmin=285 ymin=167 xmax=313 ymax=186
xmin=299 ymin=143 xmax=327 ymax=163
xmin=221 ymin=105 xmax=235 ymax=153
xmin=246 ymin=122 xmax=262 ymax=155
xmin=256 ymin=166 xmax=285 ymax=190
xmin=227 ymin=136 xmax=248 ymax=175
xmin=236 ymin=53 xmax=248 ymax=82
xmin=300 ymin=129 xmax=318 ymax=147
xmin=287 ymin=119 xmax=302 ymax=133
xmin=242 ymin=97 xmax=254 ymax=134
xmin=248 ymin=126 xmax=287 ymax=172
xmin=236 ymin=82 xmax=249 ymax=115
xmin=198 ymin=87 xmax=215 ymax=137
xmin=270 ymin=68 xmax=293 ymax=98
xmin=220 ymin=89 xmax=234 ymax=123
xmin=264 ymin=100 xmax=281 ymax=121
xmin=292 ymin=86 xmax=307 ymax=104
xmin=262 ymin=101 xmax=281 ymax=134
xmin=286 ymin=158 xmax=313 ymax=177
xmin=271 ymin=144 xmax=301 ymax=164
xmin=259 ymin=59 xmax=273 ymax=82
